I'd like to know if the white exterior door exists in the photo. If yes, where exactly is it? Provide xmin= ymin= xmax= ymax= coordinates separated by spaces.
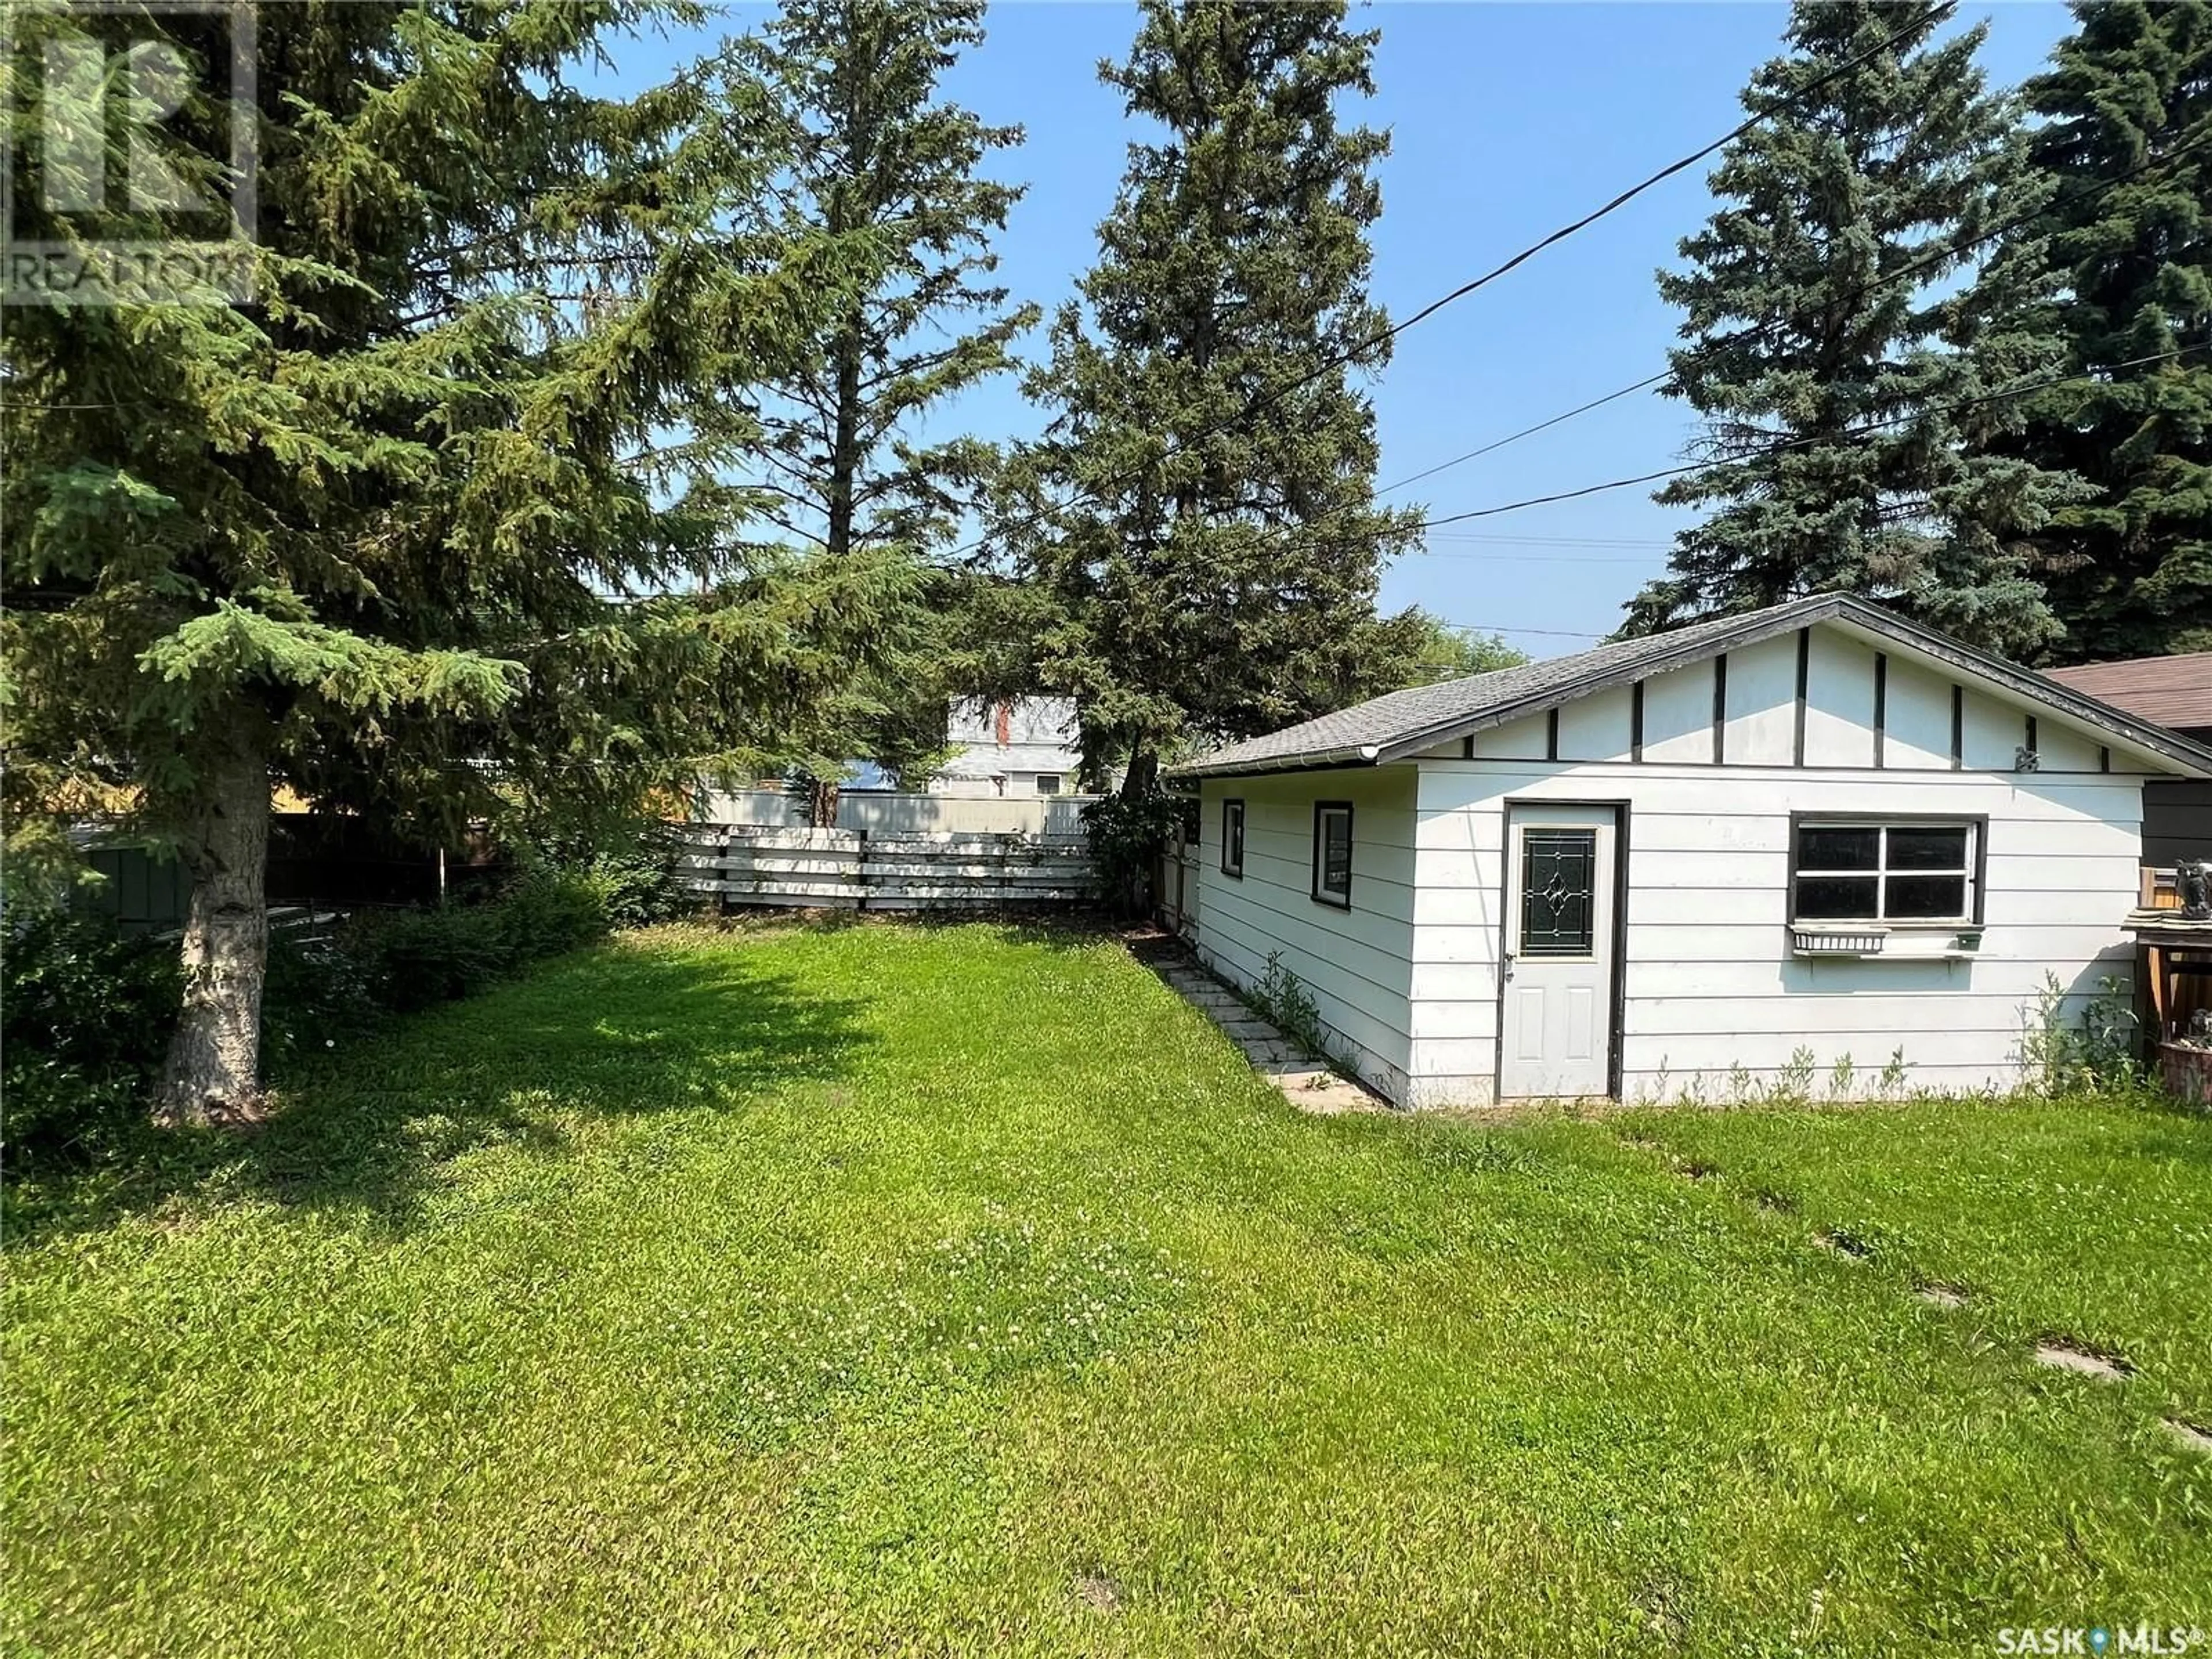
xmin=1499 ymin=804 xmax=1618 ymax=1099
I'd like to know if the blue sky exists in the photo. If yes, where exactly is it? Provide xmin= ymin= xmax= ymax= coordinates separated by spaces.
xmin=627 ymin=2 xmax=2076 ymax=653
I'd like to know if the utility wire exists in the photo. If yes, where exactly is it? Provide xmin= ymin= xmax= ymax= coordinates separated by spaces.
xmin=1426 ymin=533 xmax=1673 ymax=548
xmin=1417 ymin=549 xmax=1661 ymax=565
xmin=1378 ymin=375 xmax=1669 ymax=497
xmin=1195 ymin=339 xmax=2212 ymax=582
xmin=1096 ymin=342 xmax=2211 ymax=654
xmin=952 ymin=12 xmax=1936 ymax=565
xmin=1415 ymin=339 xmax=2211 ymax=529
xmin=1294 ymin=15 xmax=1937 ymax=389
xmin=1439 ymin=622 xmax=1607 ymax=639
xmin=1375 ymin=123 xmax=2212 ymax=500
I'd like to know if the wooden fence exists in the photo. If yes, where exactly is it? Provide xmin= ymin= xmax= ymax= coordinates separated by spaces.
xmin=680 ymin=826 xmax=1094 ymax=911
xmin=1154 ymin=824 xmax=1200 ymax=943
xmin=695 ymin=788 xmax=1097 ymax=838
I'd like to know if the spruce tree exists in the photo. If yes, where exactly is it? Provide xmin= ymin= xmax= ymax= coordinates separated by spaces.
xmin=1016 ymin=0 xmax=1422 ymax=790
xmin=1 ymin=5 xmax=906 ymax=1122
xmin=2012 ymin=0 xmax=2212 ymax=661
xmin=741 ymin=0 xmax=1037 ymax=561
xmin=732 ymin=0 xmax=1037 ymax=820
xmin=1623 ymin=0 xmax=2085 ymax=659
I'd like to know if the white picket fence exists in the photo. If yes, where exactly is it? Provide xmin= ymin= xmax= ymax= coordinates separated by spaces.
xmin=680 ymin=825 xmax=1094 ymax=911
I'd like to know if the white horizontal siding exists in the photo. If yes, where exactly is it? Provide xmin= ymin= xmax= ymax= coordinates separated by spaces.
xmin=1200 ymin=615 xmax=2182 ymax=1109
xmin=1408 ymin=756 xmax=2147 ymax=1104
xmin=1196 ymin=770 xmax=1415 ymax=1097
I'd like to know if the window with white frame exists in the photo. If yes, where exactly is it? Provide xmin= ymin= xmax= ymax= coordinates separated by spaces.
xmin=1221 ymin=799 xmax=1245 ymax=877
xmin=1312 ymin=802 xmax=1353 ymax=908
xmin=1791 ymin=820 xmax=1979 ymax=924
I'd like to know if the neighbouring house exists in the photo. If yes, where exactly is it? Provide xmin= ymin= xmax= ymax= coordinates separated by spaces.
xmin=933 ymin=698 xmax=1086 ymax=798
xmin=2043 ymin=652 xmax=2212 ymax=867
xmin=1171 ymin=594 xmax=2212 ymax=1108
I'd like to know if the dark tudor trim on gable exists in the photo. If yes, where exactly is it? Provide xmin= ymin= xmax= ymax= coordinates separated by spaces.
xmin=1171 ymin=594 xmax=2212 ymax=783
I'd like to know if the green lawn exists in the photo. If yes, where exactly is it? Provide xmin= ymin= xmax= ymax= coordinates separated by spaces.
xmin=6 ymin=921 xmax=2209 ymax=1656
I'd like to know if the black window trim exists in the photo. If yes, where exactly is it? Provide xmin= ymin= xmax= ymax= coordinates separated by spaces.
xmin=1786 ymin=811 xmax=1987 ymax=927
xmin=1220 ymin=797 xmax=1245 ymax=878
xmin=1311 ymin=800 xmax=1354 ymax=909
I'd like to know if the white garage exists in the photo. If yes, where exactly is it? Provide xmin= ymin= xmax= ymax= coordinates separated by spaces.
xmin=1171 ymin=594 xmax=2212 ymax=1108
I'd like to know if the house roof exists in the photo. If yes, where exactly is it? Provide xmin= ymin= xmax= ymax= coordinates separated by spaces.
xmin=2041 ymin=652 xmax=2212 ymax=735
xmin=1172 ymin=593 xmax=2212 ymax=781
xmin=938 ymin=744 xmax=1077 ymax=778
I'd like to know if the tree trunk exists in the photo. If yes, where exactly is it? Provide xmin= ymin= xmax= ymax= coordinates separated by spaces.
xmin=154 ymin=728 xmax=271 ymax=1127
xmin=826 ymin=307 xmax=863 ymax=560
xmin=1120 ymin=748 xmax=1158 ymax=799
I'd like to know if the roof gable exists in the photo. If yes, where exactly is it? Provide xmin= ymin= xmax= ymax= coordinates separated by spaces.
xmin=1173 ymin=594 xmax=2212 ymax=780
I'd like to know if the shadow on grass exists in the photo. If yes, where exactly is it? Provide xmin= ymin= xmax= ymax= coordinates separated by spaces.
xmin=5 ymin=942 xmax=874 ymax=1248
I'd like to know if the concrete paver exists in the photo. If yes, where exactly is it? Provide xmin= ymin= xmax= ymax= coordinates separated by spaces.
xmin=1150 ymin=953 xmax=1389 ymax=1115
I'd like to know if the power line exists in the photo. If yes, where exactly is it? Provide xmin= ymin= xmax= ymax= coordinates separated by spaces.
xmin=1374 ymin=123 xmax=2212 ymax=501
xmin=1425 ymin=533 xmax=1673 ymax=548
xmin=1346 ymin=14 xmax=1935 ymax=366
xmin=1416 ymin=340 xmax=2211 ymax=529
xmin=1414 ymin=548 xmax=1662 ymax=565
xmin=1221 ymin=340 xmax=2208 ymax=605
xmin=1378 ymin=376 xmax=1669 ymax=497
xmin=1438 ymin=622 xmax=1607 ymax=639
xmin=953 ymin=12 xmax=1936 ymax=564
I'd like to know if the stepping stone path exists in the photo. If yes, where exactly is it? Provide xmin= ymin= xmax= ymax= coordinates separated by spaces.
xmin=1152 ymin=957 xmax=1384 ymax=1116
xmin=1607 ymin=1130 xmax=2203 ymax=1468
xmin=2033 ymin=1341 xmax=2130 ymax=1382
xmin=2164 ymin=1418 xmax=2212 ymax=1456
xmin=1072 ymin=1574 xmax=1124 ymax=1614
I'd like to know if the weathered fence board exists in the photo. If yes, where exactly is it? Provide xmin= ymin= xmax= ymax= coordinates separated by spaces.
xmin=681 ymin=825 xmax=1093 ymax=911
xmin=696 ymin=789 xmax=1098 ymax=838
xmin=1155 ymin=827 xmax=1200 ymax=944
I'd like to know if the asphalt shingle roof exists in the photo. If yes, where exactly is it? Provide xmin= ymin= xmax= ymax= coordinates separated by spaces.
xmin=2043 ymin=653 xmax=2212 ymax=734
xmin=1175 ymin=603 xmax=1798 ymax=777
xmin=1169 ymin=593 xmax=2212 ymax=780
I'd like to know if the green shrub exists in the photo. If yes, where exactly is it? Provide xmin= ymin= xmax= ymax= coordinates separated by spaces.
xmin=521 ymin=818 xmax=698 ymax=929
xmin=493 ymin=866 xmax=618 ymax=960
xmin=7 ymin=851 xmax=641 ymax=1155
xmin=294 ymin=868 xmax=615 ymax=1023
xmin=1082 ymin=792 xmax=1187 ymax=916
xmin=1 ymin=910 xmax=180 ymax=1156
xmin=2017 ymin=972 xmax=2142 ymax=1097
xmin=261 ymin=927 xmax=382 ymax=1068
